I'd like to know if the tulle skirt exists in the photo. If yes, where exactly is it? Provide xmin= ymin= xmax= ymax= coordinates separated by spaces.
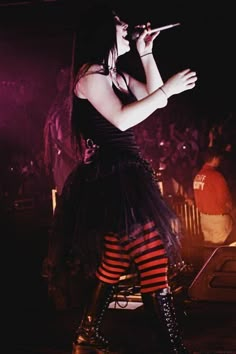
xmin=48 ymin=150 xmax=184 ymax=278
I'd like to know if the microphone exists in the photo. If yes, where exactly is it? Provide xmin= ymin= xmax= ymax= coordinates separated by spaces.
xmin=129 ymin=22 xmax=181 ymax=41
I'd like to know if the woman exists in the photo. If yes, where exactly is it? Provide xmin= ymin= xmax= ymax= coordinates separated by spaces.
xmin=47 ymin=2 xmax=197 ymax=353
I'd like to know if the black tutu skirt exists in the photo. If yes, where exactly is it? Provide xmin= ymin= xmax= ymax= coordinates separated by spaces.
xmin=47 ymin=149 xmax=184 ymax=279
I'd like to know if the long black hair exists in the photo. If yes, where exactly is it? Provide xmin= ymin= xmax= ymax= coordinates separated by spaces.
xmin=70 ymin=2 xmax=120 ymax=153
xmin=73 ymin=1 xmax=119 ymax=78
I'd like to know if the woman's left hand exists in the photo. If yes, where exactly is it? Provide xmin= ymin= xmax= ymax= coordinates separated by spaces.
xmin=136 ymin=22 xmax=160 ymax=56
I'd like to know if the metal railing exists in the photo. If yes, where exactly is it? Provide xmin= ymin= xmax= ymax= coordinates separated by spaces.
xmin=167 ymin=195 xmax=203 ymax=265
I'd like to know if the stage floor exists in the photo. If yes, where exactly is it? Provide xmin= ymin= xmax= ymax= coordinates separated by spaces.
xmin=12 ymin=300 xmax=236 ymax=354
xmin=3 ymin=207 xmax=236 ymax=354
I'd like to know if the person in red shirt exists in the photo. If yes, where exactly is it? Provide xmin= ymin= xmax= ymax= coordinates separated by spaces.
xmin=193 ymin=146 xmax=233 ymax=247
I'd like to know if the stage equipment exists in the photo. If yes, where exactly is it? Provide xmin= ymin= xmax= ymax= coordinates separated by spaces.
xmin=188 ymin=245 xmax=236 ymax=302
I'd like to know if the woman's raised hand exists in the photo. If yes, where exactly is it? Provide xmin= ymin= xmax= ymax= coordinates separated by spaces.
xmin=162 ymin=69 xmax=198 ymax=97
xmin=136 ymin=22 xmax=160 ymax=55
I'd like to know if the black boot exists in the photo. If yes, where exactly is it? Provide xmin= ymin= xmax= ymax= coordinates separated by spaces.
xmin=142 ymin=287 xmax=189 ymax=354
xmin=72 ymin=279 xmax=117 ymax=354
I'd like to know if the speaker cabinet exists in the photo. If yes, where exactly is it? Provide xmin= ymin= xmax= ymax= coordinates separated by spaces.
xmin=188 ymin=246 xmax=236 ymax=302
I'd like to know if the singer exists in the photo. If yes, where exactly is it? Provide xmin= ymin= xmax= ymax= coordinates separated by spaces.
xmin=44 ymin=2 xmax=197 ymax=353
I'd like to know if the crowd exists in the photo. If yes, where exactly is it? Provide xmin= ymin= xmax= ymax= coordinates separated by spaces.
xmin=1 ymin=112 xmax=236 ymax=211
xmin=134 ymin=113 xmax=236 ymax=204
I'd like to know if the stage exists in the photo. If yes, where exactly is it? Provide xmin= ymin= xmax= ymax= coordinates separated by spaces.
xmin=3 ymin=202 xmax=236 ymax=354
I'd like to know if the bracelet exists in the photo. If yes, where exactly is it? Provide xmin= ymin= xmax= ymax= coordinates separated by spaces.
xmin=159 ymin=86 xmax=168 ymax=99
xmin=140 ymin=52 xmax=153 ymax=58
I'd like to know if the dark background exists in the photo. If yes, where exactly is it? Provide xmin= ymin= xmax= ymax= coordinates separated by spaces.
xmin=0 ymin=0 xmax=235 ymax=121
xmin=0 ymin=0 xmax=235 ymax=168
xmin=116 ymin=1 xmax=236 ymax=122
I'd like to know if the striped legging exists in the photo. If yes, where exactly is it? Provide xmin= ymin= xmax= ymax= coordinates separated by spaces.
xmin=96 ymin=220 xmax=169 ymax=293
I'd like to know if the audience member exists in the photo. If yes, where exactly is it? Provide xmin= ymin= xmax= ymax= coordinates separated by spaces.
xmin=193 ymin=146 xmax=234 ymax=261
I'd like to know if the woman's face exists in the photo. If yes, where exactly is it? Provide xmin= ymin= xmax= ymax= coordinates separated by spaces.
xmin=114 ymin=16 xmax=130 ymax=56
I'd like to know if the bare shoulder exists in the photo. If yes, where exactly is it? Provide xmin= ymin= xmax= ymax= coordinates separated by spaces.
xmin=74 ymin=64 xmax=110 ymax=98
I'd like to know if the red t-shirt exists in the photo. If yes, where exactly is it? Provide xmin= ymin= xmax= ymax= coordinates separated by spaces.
xmin=193 ymin=163 xmax=232 ymax=215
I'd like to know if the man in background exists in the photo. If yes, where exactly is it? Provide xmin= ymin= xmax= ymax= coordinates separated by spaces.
xmin=193 ymin=146 xmax=234 ymax=262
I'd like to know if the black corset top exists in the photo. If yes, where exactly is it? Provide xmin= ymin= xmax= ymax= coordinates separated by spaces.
xmin=73 ymin=78 xmax=141 ymax=157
